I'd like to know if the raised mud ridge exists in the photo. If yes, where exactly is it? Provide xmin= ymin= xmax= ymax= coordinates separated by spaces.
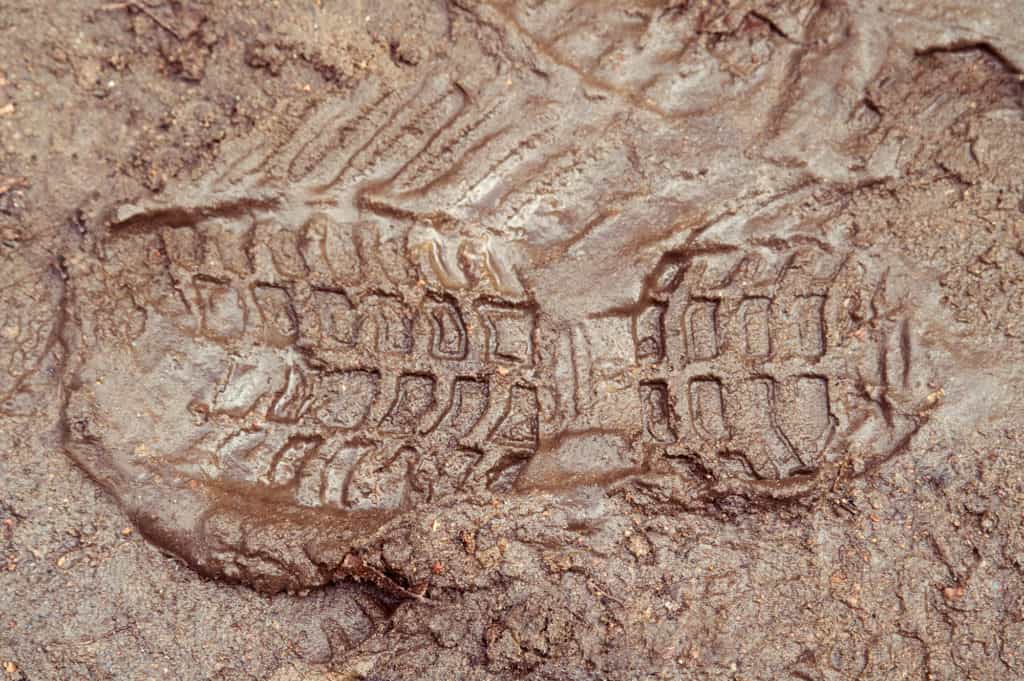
xmin=0 ymin=262 xmax=64 ymax=416
xmin=61 ymin=55 xmax=935 ymax=592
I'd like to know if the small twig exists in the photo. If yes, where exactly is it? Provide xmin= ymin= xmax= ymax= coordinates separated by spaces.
xmin=99 ymin=1 xmax=185 ymax=41
xmin=831 ymin=496 xmax=859 ymax=516
xmin=587 ymin=579 xmax=625 ymax=605
xmin=337 ymin=552 xmax=431 ymax=602
xmin=0 ymin=176 xmax=28 ymax=195
xmin=830 ymin=459 xmax=848 ymax=492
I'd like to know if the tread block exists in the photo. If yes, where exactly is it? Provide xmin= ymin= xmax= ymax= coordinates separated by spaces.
xmin=634 ymin=303 xmax=667 ymax=363
xmin=479 ymin=303 xmax=535 ymax=365
xmin=640 ymin=381 xmax=676 ymax=444
xmin=584 ymin=316 xmax=635 ymax=366
xmin=267 ymin=436 xmax=322 ymax=486
xmin=685 ymin=298 xmax=720 ymax=360
xmin=162 ymin=227 xmax=203 ymax=270
xmin=379 ymin=374 xmax=437 ymax=434
xmin=427 ymin=295 xmax=469 ymax=360
xmin=268 ymin=364 xmax=312 ymax=423
xmin=206 ymin=218 xmax=255 ymax=276
xmin=727 ymin=378 xmax=803 ymax=478
xmin=308 ymin=289 xmax=360 ymax=348
xmin=480 ymin=452 xmax=532 ymax=492
xmin=412 ymin=447 xmax=481 ymax=502
xmin=216 ymin=429 xmax=273 ymax=483
xmin=212 ymin=361 xmax=285 ymax=418
xmin=253 ymin=284 xmax=298 ymax=346
xmin=301 ymin=214 xmax=362 ymax=287
xmin=295 ymin=447 xmax=332 ymax=507
xmin=345 ymin=446 xmax=416 ymax=511
xmin=313 ymin=370 xmax=380 ymax=430
xmin=775 ymin=375 xmax=832 ymax=465
xmin=412 ymin=231 xmax=471 ymax=290
xmin=261 ymin=224 xmax=307 ymax=279
xmin=790 ymin=294 xmax=826 ymax=358
xmin=431 ymin=378 xmax=489 ymax=438
xmin=739 ymin=296 xmax=771 ymax=357
xmin=321 ymin=442 xmax=370 ymax=508
xmin=195 ymin=279 xmax=248 ymax=341
xmin=491 ymin=385 xmax=540 ymax=447
xmin=362 ymin=230 xmax=417 ymax=289
xmin=365 ymin=294 xmax=416 ymax=354
xmin=689 ymin=378 xmax=728 ymax=441
xmin=883 ymin=319 xmax=912 ymax=389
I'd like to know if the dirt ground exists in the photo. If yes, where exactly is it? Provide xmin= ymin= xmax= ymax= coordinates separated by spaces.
xmin=2 ymin=1 xmax=1024 ymax=679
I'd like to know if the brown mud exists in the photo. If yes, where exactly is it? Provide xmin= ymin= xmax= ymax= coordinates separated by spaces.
xmin=2 ymin=1 xmax=1024 ymax=679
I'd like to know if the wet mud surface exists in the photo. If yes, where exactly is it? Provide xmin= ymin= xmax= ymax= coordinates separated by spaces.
xmin=2 ymin=1 xmax=1024 ymax=679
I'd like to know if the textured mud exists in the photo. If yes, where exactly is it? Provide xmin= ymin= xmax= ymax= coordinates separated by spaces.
xmin=3 ymin=1 xmax=1024 ymax=679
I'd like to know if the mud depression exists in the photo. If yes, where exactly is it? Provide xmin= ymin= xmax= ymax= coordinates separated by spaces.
xmin=59 ymin=17 xmax=947 ymax=591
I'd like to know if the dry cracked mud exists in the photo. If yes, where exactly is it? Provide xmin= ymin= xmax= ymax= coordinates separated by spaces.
xmin=2 ymin=1 xmax=1024 ymax=679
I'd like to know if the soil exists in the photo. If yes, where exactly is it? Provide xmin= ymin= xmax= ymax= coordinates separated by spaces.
xmin=2 ymin=1 xmax=1024 ymax=679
